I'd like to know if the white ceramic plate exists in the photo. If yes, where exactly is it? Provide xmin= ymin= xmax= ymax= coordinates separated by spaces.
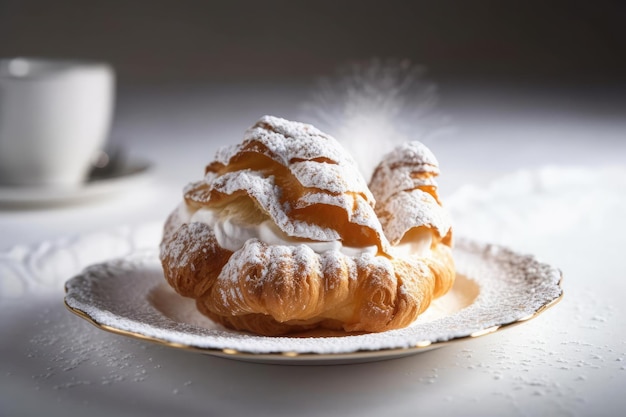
xmin=0 ymin=157 xmax=151 ymax=206
xmin=64 ymin=239 xmax=562 ymax=365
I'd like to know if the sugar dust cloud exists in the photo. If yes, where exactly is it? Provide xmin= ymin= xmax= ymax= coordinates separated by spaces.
xmin=301 ymin=58 xmax=449 ymax=178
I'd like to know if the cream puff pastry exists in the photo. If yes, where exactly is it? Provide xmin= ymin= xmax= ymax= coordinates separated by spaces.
xmin=160 ymin=115 xmax=454 ymax=335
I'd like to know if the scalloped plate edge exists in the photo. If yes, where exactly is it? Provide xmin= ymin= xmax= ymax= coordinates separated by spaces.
xmin=64 ymin=266 xmax=563 ymax=365
xmin=65 ymin=240 xmax=564 ymax=365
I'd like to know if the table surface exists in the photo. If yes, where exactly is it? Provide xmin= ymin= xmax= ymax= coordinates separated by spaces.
xmin=1 ymin=82 xmax=625 ymax=417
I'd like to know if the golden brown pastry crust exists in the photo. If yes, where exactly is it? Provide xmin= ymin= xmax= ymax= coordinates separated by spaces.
xmin=160 ymin=116 xmax=454 ymax=336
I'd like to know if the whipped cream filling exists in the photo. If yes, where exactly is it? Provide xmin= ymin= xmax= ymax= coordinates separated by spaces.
xmin=390 ymin=227 xmax=433 ymax=258
xmin=180 ymin=205 xmax=432 ymax=257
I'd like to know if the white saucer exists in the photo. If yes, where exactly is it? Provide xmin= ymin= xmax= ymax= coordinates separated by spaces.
xmin=0 ymin=158 xmax=151 ymax=206
xmin=65 ymin=239 xmax=563 ymax=365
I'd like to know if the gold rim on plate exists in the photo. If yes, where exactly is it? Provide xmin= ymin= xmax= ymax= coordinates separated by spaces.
xmin=63 ymin=239 xmax=564 ymax=364
xmin=64 ymin=286 xmax=562 ymax=362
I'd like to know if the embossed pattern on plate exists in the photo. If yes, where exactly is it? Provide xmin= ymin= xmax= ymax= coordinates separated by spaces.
xmin=64 ymin=239 xmax=563 ymax=364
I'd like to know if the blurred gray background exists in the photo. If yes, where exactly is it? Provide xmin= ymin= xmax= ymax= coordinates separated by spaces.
xmin=1 ymin=0 xmax=625 ymax=87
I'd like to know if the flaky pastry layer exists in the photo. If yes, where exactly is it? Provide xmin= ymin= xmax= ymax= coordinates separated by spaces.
xmin=161 ymin=221 xmax=454 ymax=335
xmin=160 ymin=116 xmax=455 ymax=336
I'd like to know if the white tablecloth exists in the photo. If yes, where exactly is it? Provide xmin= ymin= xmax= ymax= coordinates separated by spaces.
xmin=1 ymin=84 xmax=625 ymax=416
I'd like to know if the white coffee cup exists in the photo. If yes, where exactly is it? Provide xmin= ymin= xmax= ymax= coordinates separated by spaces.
xmin=0 ymin=58 xmax=114 ymax=187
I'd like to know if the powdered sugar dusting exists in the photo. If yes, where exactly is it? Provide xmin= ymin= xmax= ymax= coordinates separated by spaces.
xmin=215 ymin=116 xmax=352 ymax=169
xmin=381 ymin=189 xmax=451 ymax=244
xmin=182 ymin=115 xmax=387 ymax=248
xmin=301 ymin=59 xmax=446 ymax=178
xmin=370 ymin=141 xmax=440 ymax=202
xmin=205 ymin=169 xmax=340 ymax=242
xmin=385 ymin=141 xmax=439 ymax=168
xmin=162 ymin=222 xmax=214 ymax=270
xmin=65 ymin=238 xmax=562 ymax=355
xmin=290 ymin=160 xmax=372 ymax=199
xmin=161 ymin=119 xmax=456 ymax=334
xmin=292 ymin=244 xmax=319 ymax=279
xmin=370 ymin=141 xmax=451 ymax=245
